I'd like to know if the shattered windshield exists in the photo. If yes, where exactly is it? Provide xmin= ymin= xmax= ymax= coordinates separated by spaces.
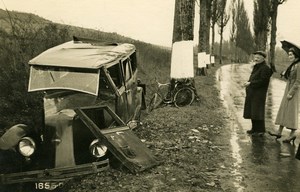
xmin=28 ymin=66 xmax=100 ymax=95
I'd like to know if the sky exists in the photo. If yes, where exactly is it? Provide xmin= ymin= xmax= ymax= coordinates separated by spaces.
xmin=0 ymin=0 xmax=299 ymax=47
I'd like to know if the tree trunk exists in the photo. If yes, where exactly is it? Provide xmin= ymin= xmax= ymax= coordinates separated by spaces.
xmin=269 ymin=1 xmax=278 ymax=72
xmin=219 ymin=16 xmax=224 ymax=65
xmin=172 ymin=0 xmax=195 ymax=43
xmin=197 ymin=0 xmax=212 ymax=75
xmin=198 ymin=0 xmax=207 ymax=53
xmin=171 ymin=0 xmax=198 ymax=98
xmin=211 ymin=24 xmax=215 ymax=55
xmin=210 ymin=0 xmax=219 ymax=58
xmin=205 ymin=0 xmax=212 ymax=53
xmin=217 ymin=0 xmax=229 ymax=65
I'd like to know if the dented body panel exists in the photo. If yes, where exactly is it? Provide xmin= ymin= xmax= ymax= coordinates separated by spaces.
xmin=0 ymin=38 xmax=149 ymax=186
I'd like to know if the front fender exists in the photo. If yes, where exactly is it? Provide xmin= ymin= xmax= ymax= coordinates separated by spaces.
xmin=0 ymin=124 xmax=29 ymax=150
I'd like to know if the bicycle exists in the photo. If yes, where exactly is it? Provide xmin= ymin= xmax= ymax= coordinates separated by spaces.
xmin=147 ymin=78 xmax=196 ymax=112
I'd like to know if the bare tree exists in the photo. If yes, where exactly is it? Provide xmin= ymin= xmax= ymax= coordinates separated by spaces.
xmin=229 ymin=0 xmax=237 ymax=62
xmin=235 ymin=0 xmax=254 ymax=57
xmin=196 ymin=0 xmax=212 ymax=75
xmin=253 ymin=0 xmax=270 ymax=50
xmin=210 ymin=0 xmax=222 ymax=55
xmin=217 ymin=0 xmax=230 ymax=64
xmin=198 ymin=0 xmax=212 ymax=53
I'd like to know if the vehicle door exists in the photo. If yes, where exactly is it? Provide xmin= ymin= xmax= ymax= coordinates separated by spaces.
xmin=122 ymin=57 xmax=137 ymax=121
xmin=102 ymin=63 xmax=129 ymax=122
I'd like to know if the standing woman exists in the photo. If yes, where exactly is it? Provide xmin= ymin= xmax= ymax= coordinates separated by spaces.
xmin=269 ymin=47 xmax=300 ymax=143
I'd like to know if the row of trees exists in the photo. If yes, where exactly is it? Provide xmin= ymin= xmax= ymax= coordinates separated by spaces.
xmin=226 ymin=0 xmax=286 ymax=68
xmin=0 ymin=0 xmax=289 ymax=128
xmin=254 ymin=0 xmax=286 ymax=72
xmin=173 ymin=0 xmax=287 ymax=68
xmin=171 ymin=0 xmax=229 ymax=77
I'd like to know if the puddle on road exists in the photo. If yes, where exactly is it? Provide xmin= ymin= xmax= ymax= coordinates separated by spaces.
xmin=229 ymin=121 xmax=244 ymax=191
xmin=216 ymin=64 xmax=287 ymax=191
xmin=216 ymin=65 xmax=245 ymax=191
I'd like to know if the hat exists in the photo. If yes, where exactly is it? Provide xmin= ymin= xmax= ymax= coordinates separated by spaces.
xmin=288 ymin=47 xmax=300 ymax=58
xmin=253 ymin=51 xmax=266 ymax=58
xmin=281 ymin=40 xmax=300 ymax=58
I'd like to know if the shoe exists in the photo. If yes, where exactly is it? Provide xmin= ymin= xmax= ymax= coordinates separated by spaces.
xmin=282 ymin=136 xmax=296 ymax=143
xmin=246 ymin=129 xmax=255 ymax=134
xmin=268 ymin=131 xmax=282 ymax=139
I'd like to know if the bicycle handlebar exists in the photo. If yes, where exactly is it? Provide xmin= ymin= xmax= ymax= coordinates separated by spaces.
xmin=154 ymin=78 xmax=170 ymax=87
xmin=154 ymin=77 xmax=194 ymax=89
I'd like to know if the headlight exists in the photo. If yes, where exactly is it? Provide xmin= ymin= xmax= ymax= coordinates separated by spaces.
xmin=89 ymin=139 xmax=107 ymax=158
xmin=18 ymin=137 xmax=36 ymax=157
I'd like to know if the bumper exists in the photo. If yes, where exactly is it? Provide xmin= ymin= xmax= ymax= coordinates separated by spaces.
xmin=0 ymin=159 xmax=109 ymax=184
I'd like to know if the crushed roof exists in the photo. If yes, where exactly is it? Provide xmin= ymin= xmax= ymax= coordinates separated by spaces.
xmin=28 ymin=40 xmax=136 ymax=69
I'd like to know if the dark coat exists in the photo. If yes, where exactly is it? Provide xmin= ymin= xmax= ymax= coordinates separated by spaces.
xmin=243 ymin=61 xmax=272 ymax=120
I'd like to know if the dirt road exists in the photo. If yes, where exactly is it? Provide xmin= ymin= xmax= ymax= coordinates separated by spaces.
xmin=217 ymin=64 xmax=300 ymax=192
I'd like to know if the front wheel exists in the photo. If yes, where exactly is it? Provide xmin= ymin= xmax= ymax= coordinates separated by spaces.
xmin=173 ymin=87 xmax=195 ymax=107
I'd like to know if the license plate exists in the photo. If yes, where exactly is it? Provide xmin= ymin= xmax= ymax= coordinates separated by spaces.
xmin=34 ymin=181 xmax=64 ymax=190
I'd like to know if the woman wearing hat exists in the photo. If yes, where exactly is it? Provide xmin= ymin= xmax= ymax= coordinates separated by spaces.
xmin=269 ymin=47 xmax=300 ymax=143
xmin=243 ymin=51 xmax=273 ymax=135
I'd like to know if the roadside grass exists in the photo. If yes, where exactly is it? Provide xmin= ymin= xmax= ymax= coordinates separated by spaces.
xmin=131 ymin=61 xmax=290 ymax=192
xmin=64 ymin=60 xmax=292 ymax=191
xmin=67 ymin=63 xmax=234 ymax=192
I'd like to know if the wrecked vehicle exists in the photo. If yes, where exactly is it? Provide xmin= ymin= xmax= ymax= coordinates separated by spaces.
xmin=0 ymin=37 xmax=158 ymax=190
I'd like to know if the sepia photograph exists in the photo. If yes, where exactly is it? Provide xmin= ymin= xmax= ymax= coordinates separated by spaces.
xmin=0 ymin=0 xmax=300 ymax=191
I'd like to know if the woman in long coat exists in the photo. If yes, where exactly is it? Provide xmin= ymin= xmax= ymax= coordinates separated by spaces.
xmin=269 ymin=47 xmax=300 ymax=142
xmin=243 ymin=51 xmax=273 ymax=135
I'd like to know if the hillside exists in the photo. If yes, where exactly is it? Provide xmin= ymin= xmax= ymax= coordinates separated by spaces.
xmin=0 ymin=9 xmax=171 ymax=129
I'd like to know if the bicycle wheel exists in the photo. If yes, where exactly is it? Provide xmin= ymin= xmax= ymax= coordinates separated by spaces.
xmin=173 ymin=87 xmax=195 ymax=107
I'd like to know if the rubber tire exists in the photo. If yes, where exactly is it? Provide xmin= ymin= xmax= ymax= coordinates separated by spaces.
xmin=173 ymin=87 xmax=195 ymax=107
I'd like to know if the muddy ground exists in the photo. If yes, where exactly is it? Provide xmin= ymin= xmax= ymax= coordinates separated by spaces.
xmin=64 ymin=66 xmax=236 ymax=192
